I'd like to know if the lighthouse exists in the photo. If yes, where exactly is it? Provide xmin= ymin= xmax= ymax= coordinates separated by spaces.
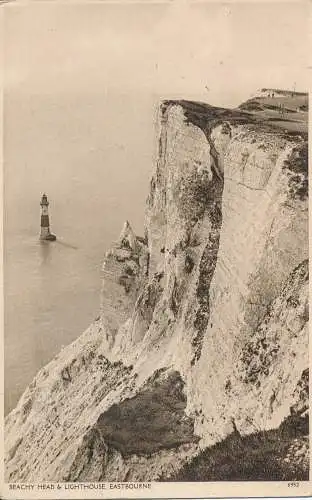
xmin=40 ymin=193 xmax=56 ymax=241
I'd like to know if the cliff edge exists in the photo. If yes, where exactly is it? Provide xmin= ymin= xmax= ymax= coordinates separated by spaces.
xmin=5 ymin=99 xmax=308 ymax=482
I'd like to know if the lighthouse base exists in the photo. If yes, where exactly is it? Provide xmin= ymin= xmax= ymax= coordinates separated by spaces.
xmin=40 ymin=233 xmax=56 ymax=242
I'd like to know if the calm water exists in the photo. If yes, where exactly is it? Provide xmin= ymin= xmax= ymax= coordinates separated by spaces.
xmin=4 ymin=91 xmax=155 ymax=414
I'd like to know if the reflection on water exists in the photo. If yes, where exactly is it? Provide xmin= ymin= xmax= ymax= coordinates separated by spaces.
xmin=39 ymin=240 xmax=54 ymax=266
xmin=38 ymin=239 xmax=78 ymax=268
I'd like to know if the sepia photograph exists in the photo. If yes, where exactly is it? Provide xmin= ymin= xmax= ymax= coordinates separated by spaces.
xmin=1 ymin=0 xmax=310 ymax=498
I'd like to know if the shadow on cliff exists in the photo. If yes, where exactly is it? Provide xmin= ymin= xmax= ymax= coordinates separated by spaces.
xmin=96 ymin=369 xmax=200 ymax=456
xmin=165 ymin=412 xmax=309 ymax=481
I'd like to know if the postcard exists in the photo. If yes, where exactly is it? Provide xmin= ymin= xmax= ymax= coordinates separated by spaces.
xmin=1 ymin=0 xmax=310 ymax=498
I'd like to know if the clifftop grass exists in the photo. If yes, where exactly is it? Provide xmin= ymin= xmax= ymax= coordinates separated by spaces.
xmin=165 ymin=413 xmax=308 ymax=481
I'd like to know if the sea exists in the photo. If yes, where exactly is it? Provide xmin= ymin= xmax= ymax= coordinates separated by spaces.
xmin=4 ymin=90 xmax=155 ymax=414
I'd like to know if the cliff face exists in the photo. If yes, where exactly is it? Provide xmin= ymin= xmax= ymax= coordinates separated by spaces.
xmin=5 ymin=100 xmax=308 ymax=482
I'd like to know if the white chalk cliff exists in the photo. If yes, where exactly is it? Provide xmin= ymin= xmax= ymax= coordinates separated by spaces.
xmin=5 ymin=100 xmax=308 ymax=481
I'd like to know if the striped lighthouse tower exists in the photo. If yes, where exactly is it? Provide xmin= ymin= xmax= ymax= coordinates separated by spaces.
xmin=40 ymin=193 xmax=56 ymax=241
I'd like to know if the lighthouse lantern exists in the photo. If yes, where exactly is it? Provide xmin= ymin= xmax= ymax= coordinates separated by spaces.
xmin=40 ymin=193 xmax=49 ymax=207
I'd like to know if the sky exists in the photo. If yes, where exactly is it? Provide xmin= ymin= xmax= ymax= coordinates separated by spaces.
xmin=3 ymin=1 xmax=310 ymax=106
